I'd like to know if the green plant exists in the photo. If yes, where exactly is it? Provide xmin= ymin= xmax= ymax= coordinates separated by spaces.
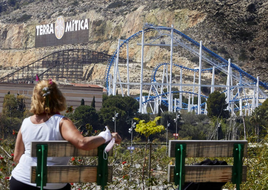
xmin=134 ymin=116 xmax=164 ymax=140
xmin=91 ymin=96 xmax=95 ymax=108
xmin=134 ymin=116 xmax=165 ymax=189
xmin=71 ymin=0 xmax=79 ymax=6
xmin=16 ymin=14 xmax=32 ymax=23
xmin=239 ymin=49 xmax=248 ymax=61
xmin=206 ymin=91 xmax=229 ymax=118
xmin=0 ymin=137 xmax=16 ymax=189
xmin=190 ymin=57 xmax=199 ymax=63
xmin=8 ymin=0 xmax=16 ymax=6
xmin=218 ymin=46 xmax=228 ymax=54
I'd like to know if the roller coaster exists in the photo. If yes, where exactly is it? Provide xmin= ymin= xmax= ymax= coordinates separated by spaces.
xmin=0 ymin=49 xmax=111 ymax=83
xmin=105 ymin=24 xmax=268 ymax=116
xmin=0 ymin=24 xmax=267 ymax=116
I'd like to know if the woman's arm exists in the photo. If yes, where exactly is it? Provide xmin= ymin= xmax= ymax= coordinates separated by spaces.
xmin=14 ymin=129 xmax=25 ymax=163
xmin=60 ymin=117 xmax=121 ymax=150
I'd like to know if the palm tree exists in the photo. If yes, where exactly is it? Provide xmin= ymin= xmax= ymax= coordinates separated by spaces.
xmin=250 ymin=107 xmax=262 ymax=142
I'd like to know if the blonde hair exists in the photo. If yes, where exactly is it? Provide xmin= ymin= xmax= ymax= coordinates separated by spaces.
xmin=30 ymin=80 xmax=67 ymax=115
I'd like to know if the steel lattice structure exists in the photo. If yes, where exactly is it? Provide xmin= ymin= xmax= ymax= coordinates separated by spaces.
xmin=1 ymin=25 xmax=267 ymax=116
xmin=0 ymin=49 xmax=111 ymax=83
xmin=105 ymin=24 xmax=268 ymax=115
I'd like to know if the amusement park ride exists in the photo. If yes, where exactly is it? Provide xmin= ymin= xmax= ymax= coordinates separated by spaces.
xmin=1 ymin=24 xmax=267 ymax=116
xmin=105 ymin=24 xmax=268 ymax=116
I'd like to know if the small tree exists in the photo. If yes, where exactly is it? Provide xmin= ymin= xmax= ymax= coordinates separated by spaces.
xmin=250 ymin=107 xmax=263 ymax=142
xmin=135 ymin=116 xmax=164 ymax=140
xmin=72 ymin=105 xmax=99 ymax=131
xmin=91 ymin=96 xmax=95 ymax=108
xmin=0 ymin=93 xmax=28 ymax=139
xmin=16 ymin=94 xmax=26 ymax=118
xmin=2 ymin=93 xmax=27 ymax=119
xmin=99 ymin=95 xmax=139 ymax=137
xmin=206 ymin=91 xmax=229 ymax=118
xmin=81 ymin=98 xmax=85 ymax=105
xmin=249 ymin=98 xmax=268 ymax=140
xmin=134 ymin=116 xmax=164 ymax=188
xmin=2 ymin=94 xmax=17 ymax=117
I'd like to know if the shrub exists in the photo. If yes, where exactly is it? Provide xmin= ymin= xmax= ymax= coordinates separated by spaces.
xmin=16 ymin=14 xmax=32 ymax=23
xmin=8 ymin=0 xmax=16 ymax=6
xmin=239 ymin=49 xmax=248 ymax=61
xmin=72 ymin=0 xmax=79 ymax=6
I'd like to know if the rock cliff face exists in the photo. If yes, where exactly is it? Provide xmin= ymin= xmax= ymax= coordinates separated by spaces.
xmin=0 ymin=0 xmax=267 ymax=87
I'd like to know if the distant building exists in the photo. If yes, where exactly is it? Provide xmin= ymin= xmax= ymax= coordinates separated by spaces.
xmin=0 ymin=83 xmax=104 ymax=113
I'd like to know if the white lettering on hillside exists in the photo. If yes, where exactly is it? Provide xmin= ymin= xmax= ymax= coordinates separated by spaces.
xmin=36 ymin=18 xmax=89 ymax=36
xmin=65 ymin=19 xmax=88 ymax=32
xmin=36 ymin=24 xmax=54 ymax=36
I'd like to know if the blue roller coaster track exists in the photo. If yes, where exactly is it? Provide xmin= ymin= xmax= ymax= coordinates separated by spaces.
xmin=138 ymin=89 xmax=265 ymax=112
xmin=136 ymin=90 xmax=208 ymax=111
xmin=151 ymin=62 xmax=212 ymax=83
xmin=105 ymin=25 xmax=268 ymax=94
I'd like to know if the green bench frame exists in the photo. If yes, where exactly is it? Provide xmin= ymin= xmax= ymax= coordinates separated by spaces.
xmin=30 ymin=141 xmax=112 ymax=190
xmin=168 ymin=140 xmax=248 ymax=190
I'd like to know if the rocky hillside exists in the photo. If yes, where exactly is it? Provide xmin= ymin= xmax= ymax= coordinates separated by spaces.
xmin=0 ymin=0 xmax=267 ymax=88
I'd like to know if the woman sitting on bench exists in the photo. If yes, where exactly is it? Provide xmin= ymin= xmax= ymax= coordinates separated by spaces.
xmin=10 ymin=79 xmax=122 ymax=190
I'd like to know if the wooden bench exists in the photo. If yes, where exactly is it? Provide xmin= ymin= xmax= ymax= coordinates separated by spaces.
xmin=30 ymin=141 xmax=113 ymax=190
xmin=168 ymin=140 xmax=248 ymax=190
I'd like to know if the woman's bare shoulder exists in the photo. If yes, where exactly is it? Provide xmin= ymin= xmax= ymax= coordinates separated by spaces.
xmin=60 ymin=117 xmax=75 ymax=126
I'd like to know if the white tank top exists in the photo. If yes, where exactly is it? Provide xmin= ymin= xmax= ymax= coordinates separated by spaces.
xmin=11 ymin=114 xmax=70 ymax=189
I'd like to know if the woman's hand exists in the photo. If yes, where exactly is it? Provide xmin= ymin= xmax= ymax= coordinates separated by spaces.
xmin=112 ymin=132 xmax=122 ymax=144
xmin=98 ymin=126 xmax=112 ymax=143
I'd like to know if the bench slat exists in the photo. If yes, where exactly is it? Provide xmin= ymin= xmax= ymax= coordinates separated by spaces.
xmin=31 ymin=165 xmax=113 ymax=183
xmin=168 ymin=165 xmax=247 ymax=183
xmin=169 ymin=140 xmax=248 ymax=157
xmin=31 ymin=141 xmax=112 ymax=157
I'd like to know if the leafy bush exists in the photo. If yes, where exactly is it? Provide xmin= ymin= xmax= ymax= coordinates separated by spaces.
xmin=179 ymin=112 xmax=211 ymax=139
xmin=218 ymin=46 xmax=228 ymax=54
xmin=0 ymin=5 xmax=3 ymax=13
xmin=107 ymin=1 xmax=124 ymax=9
xmin=72 ymin=105 xmax=99 ymax=130
xmin=206 ymin=91 xmax=229 ymax=118
xmin=8 ymin=0 xmax=16 ymax=6
xmin=16 ymin=14 xmax=32 ymax=23
xmin=71 ymin=0 xmax=79 ymax=6
xmin=239 ymin=49 xmax=248 ymax=61
xmin=190 ymin=57 xmax=199 ymax=63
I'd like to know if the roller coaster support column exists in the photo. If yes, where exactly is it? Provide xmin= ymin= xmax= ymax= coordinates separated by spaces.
xmin=155 ymin=97 xmax=159 ymax=114
xmin=169 ymin=25 xmax=174 ymax=112
xmin=211 ymin=66 xmax=215 ymax=93
xmin=252 ymin=87 xmax=255 ymax=112
xmin=239 ymin=98 xmax=243 ymax=117
xmin=139 ymin=29 xmax=145 ymax=113
xmin=180 ymin=68 xmax=183 ymax=110
xmin=109 ymin=74 xmax=112 ymax=95
xmin=204 ymin=102 xmax=207 ymax=115
xmin=113 ymin=39 xmax=120 ymax=95
xmin=192 ymin=71 xmax=196 ymax=111
xmin=230 ymin=63 xmax=234 ymax=116
xmin=174 ymin=98 xmax=177 ymax=112
xmin=127 ymin=42 xmax=130 ymax=96
xmin=161 ymin=67 xmax=165 ymax=95
xmin=226 ymin=59 xmax=231 ymax=112
xmin=256 ymin=76 xmax=259 ymax=108
xmin=188 ymin=94 xmax=191 ymax=112
xmin=197 ymin=41 xmax=202 ymax=114
xmin=244 ymin=103 xmax=247 ymax=116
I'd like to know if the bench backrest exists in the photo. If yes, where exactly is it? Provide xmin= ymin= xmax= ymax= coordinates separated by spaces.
xmin=169 ymin=140 xmax=248 ymax=157
xmin=30 ymin=141 xmax=112 ymax=189
xmin=31 ymin=141 xmax=101 ymax=157
xmin=168 ymin=140 xmax=248 ymax=190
